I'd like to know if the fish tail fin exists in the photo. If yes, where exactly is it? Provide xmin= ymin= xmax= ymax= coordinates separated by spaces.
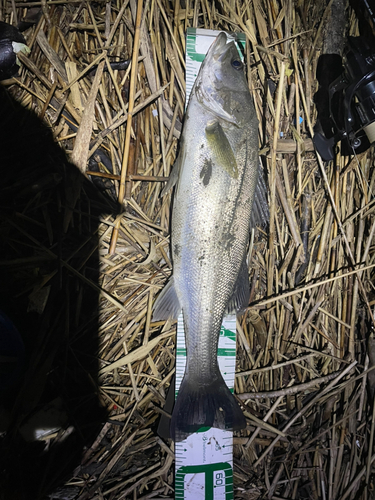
xmin=170 ymin=373 xmax=246 ymax=442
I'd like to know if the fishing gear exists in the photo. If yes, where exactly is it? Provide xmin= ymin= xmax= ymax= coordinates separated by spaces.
xmin=0 ymin=21 xmax=29 ymax=80
xmin=313 ymin=36 xmax=375 ymax=161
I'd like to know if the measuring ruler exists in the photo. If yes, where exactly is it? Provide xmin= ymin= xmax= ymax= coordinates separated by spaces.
xmin=175 ymin=314 xmax=237 ymax=500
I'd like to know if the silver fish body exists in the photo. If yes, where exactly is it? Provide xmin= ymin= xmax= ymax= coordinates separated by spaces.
xmin=154 ymin=32 xmax=267 ymax=441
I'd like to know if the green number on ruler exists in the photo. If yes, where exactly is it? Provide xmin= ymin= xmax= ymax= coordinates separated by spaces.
xmin=175 ymin=462 xmax=233 ymax=500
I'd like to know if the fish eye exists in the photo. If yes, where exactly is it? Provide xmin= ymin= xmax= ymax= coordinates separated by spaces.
xmin=231 ymin=59 xmax=243 ymax=70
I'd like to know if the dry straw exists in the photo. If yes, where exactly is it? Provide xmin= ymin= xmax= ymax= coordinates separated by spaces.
xmin=1 ymin=0 xmax=375 ymax=498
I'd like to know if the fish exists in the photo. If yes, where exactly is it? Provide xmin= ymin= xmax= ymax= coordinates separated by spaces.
xmin=153 ymin=32 xmax=268 ymax=442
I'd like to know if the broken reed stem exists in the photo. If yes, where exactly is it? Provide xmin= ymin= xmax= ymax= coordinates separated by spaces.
xmin=239 ymin=370 xmax=342 ymax=399
xmin=268 ymin=61 xmax=286 ymax=298
xmin=254 ymin=263 xmax=375 ymax=308
xmin=61 ymin=52 xmax=106 ymax=93
xmin=366 ymin=399 xmax=375 ymax=488
xmin=87 ymin=171 xmax=169 ymax=182
xmin=253 ymin=361 xmax=357 ymax=467
xmin=244 ymin=395 xmax=283 ymax=449
xmin=109 ymin=0 xmax=143 ymax=254
xmin=71 ymin=59 xmax=106 ymax=173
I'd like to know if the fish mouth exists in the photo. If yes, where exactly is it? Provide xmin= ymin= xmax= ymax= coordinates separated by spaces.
xmin=210 ymin=32 xmax=233 ymax=61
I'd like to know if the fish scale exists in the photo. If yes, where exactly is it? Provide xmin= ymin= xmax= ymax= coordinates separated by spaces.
xmin=153 ymin=31 xmax=267 ymax=442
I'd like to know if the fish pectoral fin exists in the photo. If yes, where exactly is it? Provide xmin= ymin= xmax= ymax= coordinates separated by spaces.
xmin=226 ymin=258 xmax=250 ymax=314
xmin=171 ymin=370 xmax=246 ymax=442
xmin=205 ymin=120 xmax=238 ymax=179
xmin=250 ymin=160 xmax=269 ymax=229
xmin=152 ymin=276 xmax=181 ymax=321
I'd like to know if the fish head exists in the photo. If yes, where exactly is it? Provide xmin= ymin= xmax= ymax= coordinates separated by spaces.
xmin=195 ymin=32 xmax=254 ymax=128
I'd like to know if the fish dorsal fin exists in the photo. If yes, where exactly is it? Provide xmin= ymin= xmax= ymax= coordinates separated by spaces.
xmin=250 ymin=160 xmax=269 ymax=230
xmin=205 ymin=120 xmax=238 ymax=179
xmin=152 ymin=276 xmax=181 ymax=321
xmin=225 ymin=258 xmax=250 ymax=315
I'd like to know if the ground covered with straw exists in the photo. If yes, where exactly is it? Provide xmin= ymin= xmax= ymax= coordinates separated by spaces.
xmin=0 ymin=0 xmax=375 ymax=498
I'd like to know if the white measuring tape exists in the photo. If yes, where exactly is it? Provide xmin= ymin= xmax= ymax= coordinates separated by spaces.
xmin=175 ymin=314 xmax=237 ymax=500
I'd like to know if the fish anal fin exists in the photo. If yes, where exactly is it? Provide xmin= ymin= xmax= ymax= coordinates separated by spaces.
xmin=152 ymin=277 xmax=181 ymax=321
